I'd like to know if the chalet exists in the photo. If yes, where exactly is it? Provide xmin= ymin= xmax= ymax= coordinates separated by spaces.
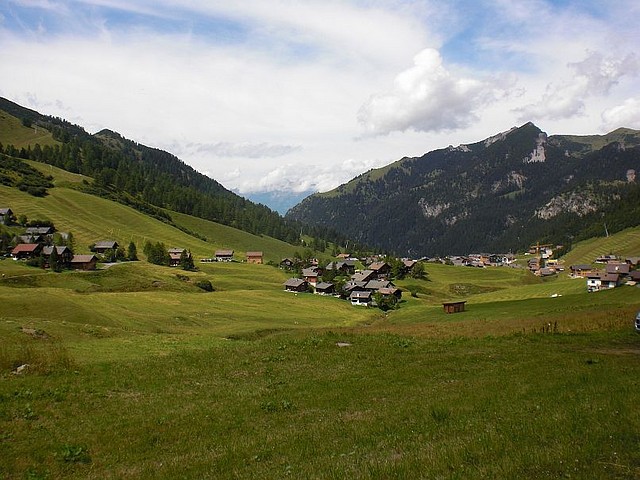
xmin=402 ymin=259 xmax=417 ymax=272
xmin=246 ymin=251 xmax=263 ymax=264
xmin=11 ymin=243 xmax=43 ymax=259
xmin=586 ymin=272 xmax=620 ymax=292
xmin=343 ymin=281 xmax=368 ymax=294
xmin=168 ymin=248 xmax=190 ymax=267
xmin=70 ymin=254 xmax=98 ymax=271
xmin=92 ymin=240 xmax=119 ymax=254
xmin=570 ymin=264 xmax=593 ymax=277
xmin=302 ymin=267 xmax=321 ymax=286
xmin=350 ymin=290 xmax=372 ymax=306
xmin=364 ymin=279 xmax=394 ymax=291
xmin=215 ymin=250 xmax=234 ymax=262
xmin=42 ymin=246 xmax=73 ymax=266
xmin=443 ymin=301 xmax=466 ymax=314
xmin=537 ymin=267 xmax=556 ymax=277
xmin=280 ymin=258 xmax=295 ymax=269
xmin=606 ymin=263 xmax=630 ymax=276
xmin=0 ymin=208 xmax=13 ymax=224
xmin=315 ymin=282 xmax=335 ymax=295
xmin=629 ymin=271 xmax=640 ymax=282
xmin=368 ymin=261 xmax=391 ymax=278
xmin=26 ymin=226 xmax=54 ymax=236
xmin=351 ymin=270 xmax=376 ymax=283
xmin=378 ymin=286 xmax=402 ymax=300
xmin=283 ymin=278 xmax=308 ymax=293
xmin=325 ymin=260 xmax=356 ymax=275
xmin=17 ymin=234 xmax=44 ymax=244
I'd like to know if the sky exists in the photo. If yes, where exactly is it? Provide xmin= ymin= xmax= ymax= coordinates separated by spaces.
xmin=1 ymin=0 xmax=639 ymax=212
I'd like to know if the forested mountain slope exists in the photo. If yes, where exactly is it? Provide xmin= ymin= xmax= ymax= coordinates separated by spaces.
xmin=0 ymin=97 xmax=345 ymax=249
xmin=287 ymin=123 xmax=640 ymax=256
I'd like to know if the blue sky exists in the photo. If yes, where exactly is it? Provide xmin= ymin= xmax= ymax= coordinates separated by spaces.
xmin=1 ymin=0 xmax=639 ymax=205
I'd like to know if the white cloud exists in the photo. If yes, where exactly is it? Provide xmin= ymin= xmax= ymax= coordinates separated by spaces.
xmin=192 ymin=142 xmax=301 ymax=159
xmin=357 ymin=48 xmax=507 ymax=136
xmin=516 ymin=51 xmax=640 ymax=122
xmin=601 ymin=98 xmax=640 ymax=130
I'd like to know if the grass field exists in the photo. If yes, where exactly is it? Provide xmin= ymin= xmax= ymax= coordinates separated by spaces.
xmin=0 ymin=112 xmax=60 ymax=150
xmin=2 ymin=170 xmax=640 ymax=478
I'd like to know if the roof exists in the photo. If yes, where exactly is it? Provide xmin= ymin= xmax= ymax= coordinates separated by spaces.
xmin=215 ymin=250 xmax=234 ymax=256
xmin=94 ymin=240 xmax=118 ymax=249
xmin=352 ymin=270 xmax=375 ymax=282
xmin=302 ymin=268 xmax=319 ymax=277
xmin=378 ymin=287 xmax=400 ymax=295
xmin=26 ymin=226 xmax=53 ymax=234
xmin=571 ymin=264 xmax=593 ymax=270
xmin=350 ymin=290 xmax=372 ymax=299
xmin=606 ymin=263 xmax=630 ymax=274
xmin=168 ymin=248 xmax=186 ymax=254
xmin=443 ymin=301 xmax=467 ymax=306
xmin=71 ymin=254 xmax=98 ymax=263
xmin=368 ymin=261 xmax=389 ymax=271
xmin=315 ymin=282 xmax=334 ymax=290
xmin=12 ymin=243 xmax=41 ymax=254
xmin=246 ymin=251 xmax=263 ymax=257
xmin=587 ymin=272 xmax=619 ymax=282
xmin=0 ymin=208 xmax=12 ymax=215
xmin=42 ymin=246 xmax=70 ymax=255
xmin=284 ymin=278 xmax=307 ymax=288
xmin=365 ymin=280 xmax=393 ymax=290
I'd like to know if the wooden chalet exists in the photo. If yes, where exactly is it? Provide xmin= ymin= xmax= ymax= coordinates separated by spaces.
xmin=605 ymin=263 xmax=630 ymax=276
xmin=570 ymin=264 xmax=593 ymax=277
xmin=70 ymin=254 xmax=98 ymax=271
xmin=443 ymin=301 xmax=466 ymax=314
xmin=42 ymin=246 xmax=73 ymax=266
xmin=0 ymin=208 xmax=13 ymax=224
xmin=280 ymin=258 xmax=295 ymax=269
xmin=215 ymin=250 xmax=234 ymax=262
xmin=368 ymin=261 xmax=391 ymax=278
xmin=11 ymin=243 xmax=43 ymax=259
xmin=26 ymin=226 xmax=54 ymax=236
xmin=315 ymin=282 xmax=335 ymax=295
xmin=283 ymin=278 xmax=308 ymax=293
xmin=168 ymin=248 xmax=189 ymax=267
xmin=93 ymin=240 xmax=119 ymax=254
xmin=246 ymin=251 xmax=264 ymax=264
xmin=351 ymin=270 xmax=376 ymax=283
xmin=378 ymin=286 xmax=402 ymax=300
xmin=326 ymin=260 xmax=356 ymax=275
xmin=302 ymin=267 xmax=321 ymax=286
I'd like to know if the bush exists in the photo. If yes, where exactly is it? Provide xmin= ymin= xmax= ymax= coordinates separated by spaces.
xmin=195 ymin=280 xmax=214 ymax=292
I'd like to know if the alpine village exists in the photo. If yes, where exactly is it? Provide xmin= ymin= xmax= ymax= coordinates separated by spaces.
xmin=1 ymin=95 xmax=640 ymax=479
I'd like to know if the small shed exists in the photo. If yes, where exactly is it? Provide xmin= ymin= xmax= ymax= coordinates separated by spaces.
xmin=443 ymin=301 xmax=466 ymax=314
xmin=70 ymin=254 xmax=98 ymax=271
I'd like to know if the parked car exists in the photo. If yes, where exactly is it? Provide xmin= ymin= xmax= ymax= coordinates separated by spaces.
xmin=636 ymin=311 xmax=640 ymax=333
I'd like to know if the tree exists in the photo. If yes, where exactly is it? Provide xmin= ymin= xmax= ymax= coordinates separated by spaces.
xmin=373 ymin=292 xmax=398 ymax=312
xmin=180 ymin=249 xmax=195 ymax=271
xmin=127 ymin=241 xmax=138 ymax=261
xmin=49 ymin=247 xmax=61 ymax=272
xmin=410 ymin=262 xmax=427 ymax=280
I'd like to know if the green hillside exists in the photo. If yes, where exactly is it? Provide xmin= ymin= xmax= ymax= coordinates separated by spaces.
xmin=0 ymin=110 xmax=60 ymax=149
xmin=562 ymin=225 xmax=640 ymax=265
xmin=1 ymin=161 xmax=300 ymax=261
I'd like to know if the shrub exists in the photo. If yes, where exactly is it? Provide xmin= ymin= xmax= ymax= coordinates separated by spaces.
xmin=195 ymin=280 xmax=214 ymax=292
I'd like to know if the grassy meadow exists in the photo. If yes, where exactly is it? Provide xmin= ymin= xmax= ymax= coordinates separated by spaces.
xmin=1 ymin=166 xmax=640 ymax=478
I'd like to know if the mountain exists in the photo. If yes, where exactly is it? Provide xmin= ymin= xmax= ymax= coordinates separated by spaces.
xmin=286 ymin=122 xmax=640 ymax=256
xmin=0 ymin=97 xmax=346 ymax=249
